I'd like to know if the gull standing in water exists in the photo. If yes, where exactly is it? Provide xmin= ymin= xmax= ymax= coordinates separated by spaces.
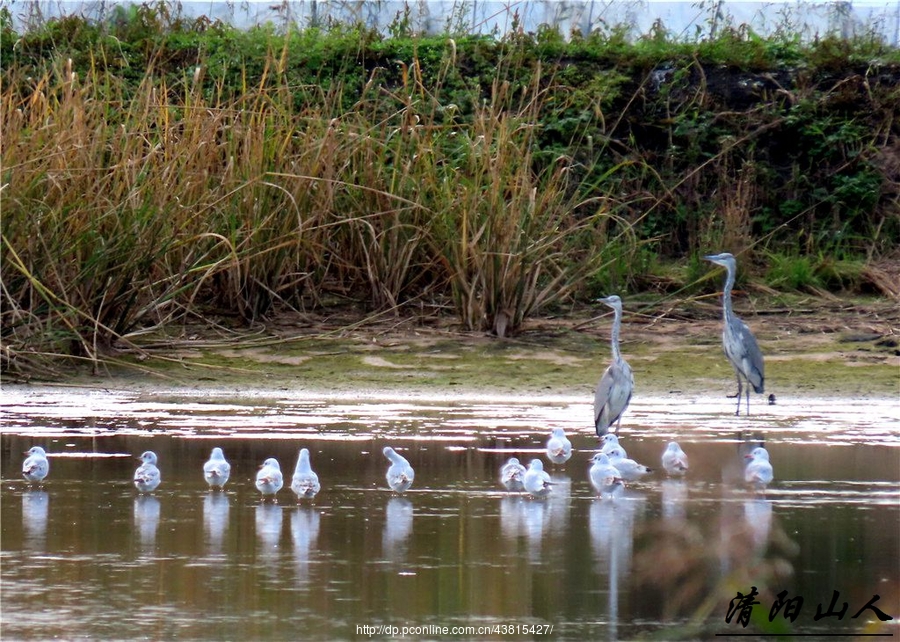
xmin=203 ymin=447 xmax=231 ymax=489
xmin=22 ymin=446 xmax=50 ymax=484
xmin=589 ymin=453 xmax=625 ymax=498
xmin=256 ymin=458 xmax=284 ymax=499
xmin=523 ymin=459 xmax=553 ymax=498
xmin=600 ymin=434 xmax=626 ymax=458
xmin=500 ymin=457 xmax=527 ymax=492
xmin=605 ymin=446 xmax=653 ymax=481
xmin=546 ymin=427 xmax=572 ymax=465
xmin=744 ymin=447 xmax=774 ymax=489
xmin=383 ymin=447 xmax=414 ymax=493
xmin=134 ymin=451 xmax=161 ymax=493
xmin=661 ymin=442 xmax=689 ymax=475
xmin=704 ymin=252 xmax=765 ymax=415
xmin=594 ymin=295 xmax=634 ymax=437
xmin=291 ymin=448 xmax=321 ymax=500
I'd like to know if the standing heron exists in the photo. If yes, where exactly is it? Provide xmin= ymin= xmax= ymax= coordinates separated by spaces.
xmin=594 ymin=295 xmax=634 ymax=438
xmin=704 ymin=252 xmax=765 ymax=416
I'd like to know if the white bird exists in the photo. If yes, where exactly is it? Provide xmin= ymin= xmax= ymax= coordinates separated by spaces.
xmin=589 ymin=453 xmax=625 ymax=498
xmin=255 ymin=458 xmax=284 ymax=498
xmin=605 ymin=446 xmax=652 ymax=481
xmin=133 ymin=451 xmax=161 ymax=493
xmin=22 ymin=446 xmax=50 ymax=483
xmin=744 ymin=447 xmax=774 ymax=488
xmin=599 ymin=434 xmax=626 ymax=458
xmin=523 ymin=459 xmax=553 ymax=498
xmin=383 ymin=446 xmax=414 ymax=493
xmin=291 ymin=448 xmax=321 ymax=499
xmin=546 ymin=427 xmax=572 ymax=465
xmin=661 ymin=441 xmax=689 ymax=475
xmin=500 ymin=457 xmax=527 ymax=492
xmin=594 ymin=295 xmax=634 ymax=437
xmin=704 ymin=252 xmax=765 ymax=416
xmin=203 ymin=447 xmax=231 ymax=489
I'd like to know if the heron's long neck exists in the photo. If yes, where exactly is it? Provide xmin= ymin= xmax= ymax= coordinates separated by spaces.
xmin=721 ymin=265 xmax=735 ymax=323
xmin=610 ymin=308 xmax=622 ymax=361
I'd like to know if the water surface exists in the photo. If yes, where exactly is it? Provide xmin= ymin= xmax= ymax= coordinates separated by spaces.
xmin=2 ymin=386 xmax=898 ymax=640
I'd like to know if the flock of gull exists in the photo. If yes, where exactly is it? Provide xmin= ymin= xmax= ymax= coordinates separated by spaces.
xmin=19 ymin=252 xmax=775 ymax=497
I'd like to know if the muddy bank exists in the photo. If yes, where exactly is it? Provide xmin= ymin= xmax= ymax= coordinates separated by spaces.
xmin=14 ymin=297 xmax=894 ymax=401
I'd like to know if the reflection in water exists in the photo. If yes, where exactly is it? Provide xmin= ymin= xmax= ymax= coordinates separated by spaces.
xmin=203 ymin=492 xmax=230 ymax=556
xmin=22 ymin=490 xmax=49 ymax=551
xmin=545 ymin=474 xmax=571 ymax=536
xmin=255 ymin=503 xmax=284 ymax=561
xmin=590 ymin=492 xmax=645 ymax=642
xmin=499 ymin=496 xmax=525 ymax=541
xmin=743 ymin=497 xmax=773 ymax=555
xmin=522 ymin=498 xmax=548 ymax=561
xmin=383 ymin=497 xmax=413 ymax=562
xmin=133 ymin=495 xmax=160 ymax=553
xmin=661 ymin=479 xmax=688 ymax=522
xmin=290 ymin=507 xmax=321 ymax=584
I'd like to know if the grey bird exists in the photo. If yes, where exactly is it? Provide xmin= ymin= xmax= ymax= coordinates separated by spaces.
xmin=22 ymin=446 xmax=50 ymax=484
xmin=704 ymin=252 xmax=765 ymax=416
xmin=500 ymin=457 xmax=527 ymax=492
xmin=661 ymin=441 xmax=689 ymax=475
xmin=605 ymin=446 xmax=652 ymax=481
xmin=523 ymin=459 xmax=553 ymax=498
xmin=588 ymin=453 xmax=625 ymax=498
xmin=203 ymin=447 xmax=231 ymax=489
xmin=134 ymin=451 xmax=161 ymax=493
xmin=545 ymin=427 xmax=572 ymax=465
xmin=594 ymin=295 xmax=634 ymax=437
xmin=383 ymin=446 xmax=414 ymax=493
xmin=290 ymin=448 xmax=321 ymax=499
xmin=255 ymin=458 xmax=284 ymax=498
xmin=744 ymin=447 xmax=774 ymax=489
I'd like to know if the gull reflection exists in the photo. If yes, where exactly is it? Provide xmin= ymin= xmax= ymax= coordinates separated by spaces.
xmin=545 ymin=474 xmax=571 ymax=536
xmin=255 ymin=503 xmax=284 ymax=568
xmin=22 ymin=489 xmax=49 ymax=551
xmin=661 ymin=479 xmax=688 ymax=522
xmin=133 ymin=495 xmax=160 ymax=554
xmin=291 ymin=507 xmax=321 ymax=584
xmin=522 ymin=498 xmax=548 ymax=561
xmin=382 ymin=497 xmax=413 ymax=562
xmin=203 ymin=491 xmax=231 ymax=556
xmin=743 ymin=496 xmax=773 ymax=555
xmin=500 ymin=495 xmax=526 ymax=541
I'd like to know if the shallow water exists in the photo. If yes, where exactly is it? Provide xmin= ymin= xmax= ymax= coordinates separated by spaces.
xmin=2 ymin=385 xmax=898 ymax=640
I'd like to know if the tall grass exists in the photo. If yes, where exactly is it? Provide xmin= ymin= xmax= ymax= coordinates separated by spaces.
xmin=1 ymin=35 xmax=635 ymax=374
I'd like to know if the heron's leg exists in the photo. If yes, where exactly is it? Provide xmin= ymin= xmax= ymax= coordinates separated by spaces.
xmin=734 ymin=376 xmax=743 ymax=416
xmin=745 ymin=383 xmax=751 ymax=416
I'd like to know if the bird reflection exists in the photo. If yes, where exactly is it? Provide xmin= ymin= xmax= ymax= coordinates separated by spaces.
xmin=743 ymin=497 xmax=773 ymax=554
xmin=661 ymin=479 xmax=688 ymax=522
xmin=291 ymin=507 xmax=320 ymax=584
xmin=590 ymin=492 xmax=645 ymax=642
xmin=382 ymin=497 xmax=413 ymax=562
xmin=255 ymin=503 xmax=284 ymax=567
xmin=22 ymin=489 xmax=49 ymax=551
xmin=499 ymin=496 xmax=526 ymax=541
xmin=522 ymin=498 xmax=548 ymax=561
xmin=203 ymin=491 xmax=231 ymax=556
xmin=545 ymin=474 xmax=571 ymax=536
xmin=133 ymin=495 xmax=160 ymax=553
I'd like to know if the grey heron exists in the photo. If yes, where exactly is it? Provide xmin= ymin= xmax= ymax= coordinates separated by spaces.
xmin=594 ymin=295 xmax=634 ymax=438
xmin=704 ymin=252 xmax=765 ymax=416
